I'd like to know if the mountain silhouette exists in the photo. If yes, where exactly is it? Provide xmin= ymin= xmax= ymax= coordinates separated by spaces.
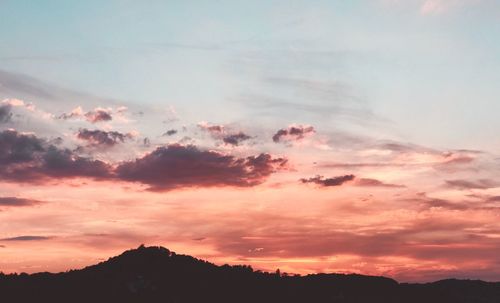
xmin=1 ymin=245 xmax=499 ymax=302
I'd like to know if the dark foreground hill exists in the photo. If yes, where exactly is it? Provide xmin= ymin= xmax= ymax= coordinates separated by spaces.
xmin=1 ymin=245 xmax=499 ymax=303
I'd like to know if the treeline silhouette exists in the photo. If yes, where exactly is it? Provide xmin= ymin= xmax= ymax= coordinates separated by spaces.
xmin=1 ymin=245 xmax=499 ymax=302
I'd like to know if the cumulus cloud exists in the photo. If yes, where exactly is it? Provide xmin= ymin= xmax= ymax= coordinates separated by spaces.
xmin=272 ymin=125 xmax=315 ymax=143
xmin=58 ymin=106 xmax=113 ymax=123
xmin=2 ymin=98 xmax=34 ymax=109
xmin=0 ymin=196 xmax=44 ymax=207
xmin=222 ymin=132 xmax=252 ymax=146
xmin=33 ymin=146 xmax=111 ymax=179
xmin=77 ymin=129 xmax=133 ymax=148
xmin=0 ymin=129 xmax=112 ymax=183
xmin=163 ymin=129 xmax=178 ymax=136
xmin=0 ymin=98 xmax=31 ymax=123
xmin=300 ymin=174 xmax=355 ymax=187
xmin=198 ymin=122 xmax=252 ymax=146
xmin=115 ymin=144 xmax=288 ymax=191
xmin=0 ymin=98 xmax=56 ymax=125
xmin=0 ymin=130 xmax=289 ymax=190
xmin=85 ymin=108 xmax=112 ymax=123
xmin=0 ymin=129 xmax=45 ymax=165
xmin=58 ymin=106 xmax=84 ymax=120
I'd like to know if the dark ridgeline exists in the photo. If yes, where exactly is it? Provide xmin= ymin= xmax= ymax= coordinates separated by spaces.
xmin=0 ymin=245 xmax=499 ymax=303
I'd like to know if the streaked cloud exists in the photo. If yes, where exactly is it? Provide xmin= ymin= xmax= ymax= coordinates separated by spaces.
xmin=300 ymin=174 xmax=355 ymax=187
xmin=0 ymin=236 xmax=52 ymax=241
xmin=354 ymin=178 xmax=406 ymax=188
xmin=0 ymin=196 xmax=45 ymax=207
xmin=445 ymin=179 xmax=498 ymax=190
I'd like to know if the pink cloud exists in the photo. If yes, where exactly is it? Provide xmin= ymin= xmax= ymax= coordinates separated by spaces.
xmin=58 ymin=106 xmax=114 ymax=123
xmin=420 ymin=0 xmax=480 ymax=15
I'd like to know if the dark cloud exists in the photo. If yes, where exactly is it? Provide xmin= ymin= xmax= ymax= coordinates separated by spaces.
xmin=0 ymin=197 xmax=44 ymax=207
xmin=0 ymin=130 xmax=288 ymax=190
xmin=198 ymin=123 xmax=252 ymax=146
xmin=57 ymin=109 xmax=80 ymax=120
xmin=0 ymin=104 xmax=13 ymax=123
xmin=115 ymin=144 xmax=288 ymax=191
xmin=300 ymin=174 xmax=355 ymax=187
xmin=85 ymin=109 xmax=112 ymax=123
xmin=0 ymin=129 xmax=45 ymax=165
xmin=0 ymin=129 xmax=112 ymax=183
xmin=222 ymin=132 xmax=252 ymax=146
xmin=39 ymin=146 xmax=111 ymax=179
xmin=445 ymin=179 xmax=498 ymax=190
xmin=272 ymin=125 xmax=315 ymax=143
xmin=163 ymin=129 xmax=178 ymax=136
xmin=0 ymin=236 xmax=52 ymax=241
xmin=354 ymin=178 xmax=405 ymax=188
xmin=77 ymin=129 xmax=132 ymax=147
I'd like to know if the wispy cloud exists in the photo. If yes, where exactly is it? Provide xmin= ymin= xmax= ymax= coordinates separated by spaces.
xmin=300 ymin=174 xmax=355 ymax=187
xmin=445 ymin=179 xmax=498 ymax=190
xmin=0 ymin=236 xmax=52 ymax=241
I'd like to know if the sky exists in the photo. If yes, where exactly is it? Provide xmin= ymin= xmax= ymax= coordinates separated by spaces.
xmin=0 ymin=0 xmax=500 ymax=282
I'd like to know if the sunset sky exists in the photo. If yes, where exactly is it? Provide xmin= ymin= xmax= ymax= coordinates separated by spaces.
xmin=1 ymin=0 xmax=500 ymax=282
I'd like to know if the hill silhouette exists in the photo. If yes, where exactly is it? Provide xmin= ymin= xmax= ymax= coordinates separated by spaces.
xmin=1 ymin=245 xmax=499 ymax=302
